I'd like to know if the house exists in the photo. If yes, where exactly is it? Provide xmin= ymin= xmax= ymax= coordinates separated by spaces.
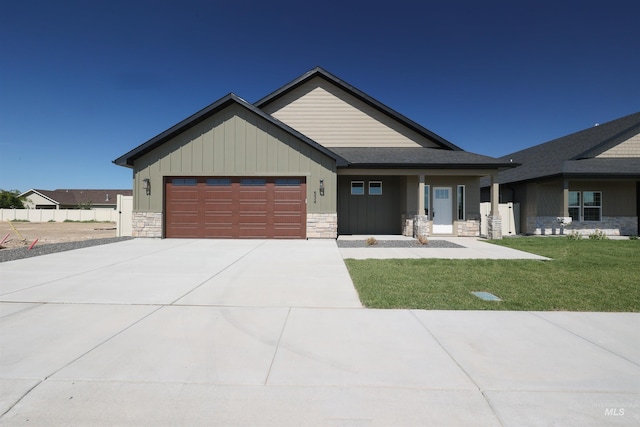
xmin=481 ymin=112 xmax=640 ymax=236
xmin=114 ymin=67 xmax=513 ymax=239
xmin=20 ymin=189 xmax=133 ymax=210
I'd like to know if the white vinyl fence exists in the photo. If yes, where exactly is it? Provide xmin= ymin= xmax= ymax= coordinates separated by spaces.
xmin=480 ymin=202 xmax=520 ymax=236
xmin=0 ymin=208 xmax=119 ymax=223
xmin=116 ymin=195 xmax=133 ymax=237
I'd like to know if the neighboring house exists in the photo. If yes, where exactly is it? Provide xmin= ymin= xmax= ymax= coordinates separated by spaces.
xmin=20 ymin=189 xmax=133 ymax=210
xmin=481 ymin=112 xmax=640 ymax=236
xmin=114 ymin=67 xmax=513 ymax=239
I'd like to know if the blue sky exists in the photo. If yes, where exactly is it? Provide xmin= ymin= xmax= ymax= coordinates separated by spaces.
xmin=1 ymin=0 xmax=638 ymax=192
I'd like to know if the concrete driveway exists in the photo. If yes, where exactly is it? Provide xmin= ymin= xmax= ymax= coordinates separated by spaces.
xmin=1 ymin=239 xmax=638 ymax=426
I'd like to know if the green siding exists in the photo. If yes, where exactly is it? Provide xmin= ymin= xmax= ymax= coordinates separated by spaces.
xmin=133 ymin=104 xmax=337 ymax=215
xmin=338 ymin=176 xmax=403 ymax=234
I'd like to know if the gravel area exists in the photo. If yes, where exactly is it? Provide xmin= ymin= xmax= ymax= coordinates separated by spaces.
xmin=336 ymin=239 xmax=464 ymax=248
xmin=0 ymin=237 xmax=133 ymax=263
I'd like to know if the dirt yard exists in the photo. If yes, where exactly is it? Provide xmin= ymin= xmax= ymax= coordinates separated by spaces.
xmin=0 ymin=221 xmax=117 ymax=249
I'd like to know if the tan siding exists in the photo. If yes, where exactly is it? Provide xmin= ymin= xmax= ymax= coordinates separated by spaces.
xmin=537 ymin=181 xmax=563 ymax=216
xmin=570 ymin=181 xmax=636 ymax=216
xmin=262 ymin=76 xmax=440 ymax=148
xmin=597 ymin=133 xmax=640 ymax=158
xmin=133 ymin=104 xmax=336 ymax=215
xmin=22 ymin=193 xmax=55 ymax=208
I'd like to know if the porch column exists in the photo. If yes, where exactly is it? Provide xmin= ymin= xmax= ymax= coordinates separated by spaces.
xmin=488 ymin=175 xmax=502 ymax=239
xmin=418 ymin=174 xmax=425 ymax=215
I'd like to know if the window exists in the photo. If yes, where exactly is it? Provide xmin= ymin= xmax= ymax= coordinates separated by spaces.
xmin=172 ymin=178 xmax=197 ymax=186
xmin=424 ymin=185 xmax=430 ymax=216
xmin=351 ymin=181 xmax=364 ymax=195
xmin=240 ymin=178 xmax=266 ymax=186
xmin=457 ymin=185 xmax=465 ymax=220
xmin=275 ymin=178 xmax=301 ymax=186
xmin=206 ymin=178 xmax=231 ymax=186
xmin=369 ymin=181 xmax=382 ymax=195
xmin=568 ymin=191 xmax=601 ymax=221
xmin=568 ymin=191 xmax=580 ymax=220
xmin=435 ymin=188 xmax=448 ymax=199
xmin=583 ymin=191 xmax=602 ymax=221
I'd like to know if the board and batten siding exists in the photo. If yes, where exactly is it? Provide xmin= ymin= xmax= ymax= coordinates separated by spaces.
xmin=261 ymin=76 xmax=440 ymax=149
xmin=597 ymin=133 xmax=640 ymax=158
xmin=132 ymin=104 xmax=337 ymax=214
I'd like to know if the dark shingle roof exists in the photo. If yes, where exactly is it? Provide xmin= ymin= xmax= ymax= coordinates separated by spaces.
xmin=495 ymin=112 xmax=640 ymax=184
xmin=255 ymin=67 xmax=463 ymax=151
xmin=332 ymin=147 xmax=515 ymax=169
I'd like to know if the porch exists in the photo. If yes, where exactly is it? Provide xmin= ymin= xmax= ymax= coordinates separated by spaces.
xmin=336 ymin=172 xmax=503 ymax=239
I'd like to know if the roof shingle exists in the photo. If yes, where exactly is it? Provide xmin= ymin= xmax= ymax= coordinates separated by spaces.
xmin=332 ymin=147 xmax=515 ymax=169
xmin=494 ymin=112 xmax=640 ymax=184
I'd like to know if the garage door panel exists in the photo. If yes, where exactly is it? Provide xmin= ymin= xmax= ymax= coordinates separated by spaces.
xmin=166 ymin=177 xmax=306 ymax=239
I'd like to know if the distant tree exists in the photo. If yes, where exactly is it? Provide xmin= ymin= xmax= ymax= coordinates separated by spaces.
xmin=76 ymin=200 xmax=93 ymax=210
xmin=0 ymin=189 xmax=26 ymax=208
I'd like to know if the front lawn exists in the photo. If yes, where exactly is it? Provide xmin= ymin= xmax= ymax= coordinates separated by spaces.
xmin=344 ymin=238 xmax=640 ymax=311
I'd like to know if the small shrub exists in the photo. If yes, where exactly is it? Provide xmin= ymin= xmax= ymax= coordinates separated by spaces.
xmin=417 ymin=235 xmax=429 ymax=245
xmin=366 ymin=237 xmax=378 ymax=246
xmin=566 ymin=230 xmax=582 ymax=240
xmin=629 ymin=235 xmax=638 ymax=240
xmin=588 ymin=229 xmax=608 ymax=240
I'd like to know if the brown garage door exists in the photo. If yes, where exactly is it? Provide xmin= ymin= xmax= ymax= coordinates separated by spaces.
xmin=165 ymin=177 xmax=306 ymax=239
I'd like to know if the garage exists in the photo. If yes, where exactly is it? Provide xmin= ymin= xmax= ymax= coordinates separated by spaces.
xmin=165 ymin=177 xmax=306 ymax=239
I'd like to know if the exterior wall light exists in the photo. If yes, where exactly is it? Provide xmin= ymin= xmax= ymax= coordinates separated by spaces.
xmin=143 ymin=178 xmax=151 ymax=195
xmin=319 ymin=179 xmax=325 ymax=196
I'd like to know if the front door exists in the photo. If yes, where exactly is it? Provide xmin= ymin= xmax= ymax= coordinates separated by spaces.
xmin=433 ymin=187 xmax=453 ymax=234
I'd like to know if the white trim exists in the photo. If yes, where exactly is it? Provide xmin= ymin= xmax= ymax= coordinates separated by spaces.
xmin=368 ymin=181 xmax=382 ymax=195
xmin=351 ymin=181 xmax=365 ymax=195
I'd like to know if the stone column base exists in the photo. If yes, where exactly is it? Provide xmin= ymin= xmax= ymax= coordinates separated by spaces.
xmin=413 ymin=215 xmax=430 ymax=238
xmin=401 ymin=214 xmax=431 ymax=237
xmin=401 ymin=214 xmax=414 ymax=237
xmin=487 ymin=216 xmax=502 ymax=240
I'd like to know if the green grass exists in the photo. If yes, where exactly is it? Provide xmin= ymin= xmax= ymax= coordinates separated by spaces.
xmin=344 ymin=238 xmax=640 ymax=312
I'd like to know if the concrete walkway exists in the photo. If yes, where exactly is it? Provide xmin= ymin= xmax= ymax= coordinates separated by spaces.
xmin=1 ymin=239 xmax=638 ymax=426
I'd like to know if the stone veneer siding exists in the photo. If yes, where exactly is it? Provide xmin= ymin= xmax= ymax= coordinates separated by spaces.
xmin=402 ymin=214 xmax=414 ymax=237
xmin=526 ymin=216 xmax=638 ymax=236
xmin=413 ymin=215 xmax=430 ymax=237
xmin=306 ymin=213 xmax=337 ymax=239
xmin=456 ymin=219 xmax=480 ymax=237
xmin=403 ymin=214 xmax=480 ymax=237
xmin=487 ymin=216 xmax=502 ymax=240
xmin=132 ymin=212 xmax=163 ymax=238
xmin=402 ymin=214 xmax=430 ymax=237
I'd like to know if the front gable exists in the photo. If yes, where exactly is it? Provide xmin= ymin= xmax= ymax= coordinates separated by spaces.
xmin=257 ymin=68 xmax=462 ymax=151
xmin=130 ymin=100 xmax=338 ymax=214
xmin=260 ymin=76 xmax=440 ymax=149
